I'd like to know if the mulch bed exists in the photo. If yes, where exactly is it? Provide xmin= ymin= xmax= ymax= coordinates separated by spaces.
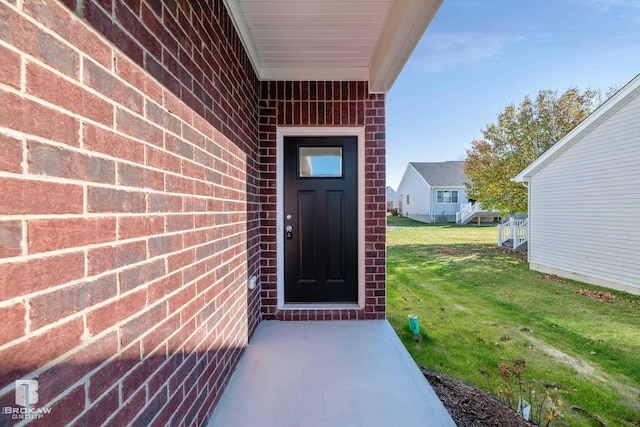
xmin=422 ymin=369 xmax=534 ymax=427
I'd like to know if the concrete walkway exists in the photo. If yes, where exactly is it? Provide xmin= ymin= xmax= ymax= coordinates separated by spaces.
xmin=208 ymin=320 xmax=456 ymax=427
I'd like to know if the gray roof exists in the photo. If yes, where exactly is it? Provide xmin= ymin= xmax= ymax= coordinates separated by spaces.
xmin=409 ymin=161 xmax=470 ymax=187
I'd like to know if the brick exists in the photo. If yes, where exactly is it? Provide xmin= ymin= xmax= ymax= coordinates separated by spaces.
xmin=166 ymin=174 xmax=194 ymax=194
xmin=0 ymin=89 xmax=80 ymax=147
xmin=29 ymin=385 xmax=84 ymax=427
xmin=130 ymin=385 xmax=167 ymax=427
xmin=166 ymin=213 xmax=194 ymax=232
xmin=0 ymin=2 xmax=39 ymax=59
xmin=115 ymin=52 xmax=163 ymax=104
xmin=118 ymin=214 xmax=164 ymax=240
xmin=0 ymin=133 xmax=23 ymax=173
xmin=149 ymin=233 xmax=182 ymax=257
xmin=84 ymin=58 xmax=143 ymax=114
xmin=122 ymin=352 xmax=164 ymax=399
xmin=88 ymin=186 xmax=146 ymax=213
xmin=28 ymin=217 xmax=116 ymax=253
xmin=26 ymin=61 xmax=113 ymax=126
xmin=87 ymin=240 xmax=147 ymax=276
xmin=29 ymin=141 xmax=115 ymax=183
xmin=119 ymin=259 xmax=165 ymax=292
xmin=71 ymin=387 xmax=118 ymax=427
xmin=88 ymin=341 xmax=141 ymax=402
xmin=115 ymin=0 xmax=161 ymax=59
xmin=149 ymin=383 xmax=183 ymax=427
xmin=0 ymin=302 xmax=26 ymax=346
xmin=84 ymin=1 xmax=143 ymax=66
xmin=36 ymin=331 xmax=118 ymax=404
xmin=116 ymin=108 xmax=163 ymax=146
xmin=30 ymin=274 xmax=117 ymax=330
xmin=0 ymin=43 xmax=21 ymax=88
xmin=0 ymin=251 xmax=85 ymax=300
xmin=83 ymin=123 xmax=144 ymax=163
xmin=120 ymin=301 xmax=166 ymax=347
xmin=166 ymin=134 xmax=193 ymax=159
xmin=24 ymin=0 xmax=75 ymax=41
xmin=147 ymin=272 xmax=181 ymax=304
xmin=103 ymin=387 xmax=146 ymax=427
xmin=0 ymin=220 xmax=22 ymax=257
xmin=168 ymin=284 xmax=195 ymax=318
xmin=0 ymin=316 xmax=83 ymax=390
xmin=146 ymin=145 xmax=181 ymax=174
xmin=87 ymin=289 xmax=147 ymax=335
xmin=35 ymin=29 xmax=79 ymax=78
xmin=117 ymin=163 xmax=164 ymax=190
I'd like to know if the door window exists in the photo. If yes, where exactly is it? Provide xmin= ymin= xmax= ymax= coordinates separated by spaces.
xmin=299 ymin=146 xmax=343 ymax=177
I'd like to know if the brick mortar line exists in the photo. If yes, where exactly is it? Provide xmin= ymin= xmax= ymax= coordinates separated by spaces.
xmin=0 ymin=169 xmax=250 ymax=203
xmin=86 ymin=0 xmax=258 ymax=146
xmin=2 ymin=57 xmax=247 ymax=167
xmin=0 ymin=222 xmax=247 ymax=269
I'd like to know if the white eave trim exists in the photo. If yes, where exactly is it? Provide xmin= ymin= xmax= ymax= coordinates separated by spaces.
xmin=223 ymin=0 xmax=442 ymax=94
xmin=369 ymin=0 xmax=443 ymax=93
xmin=513 ymin=73 xmax=640 ymax=183
xmin=260 ymin=67 xmax=370 ymax=83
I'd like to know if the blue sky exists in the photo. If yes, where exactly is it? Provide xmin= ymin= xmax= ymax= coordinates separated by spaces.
xmin=386 ymin=0 xmax=640 ymax=189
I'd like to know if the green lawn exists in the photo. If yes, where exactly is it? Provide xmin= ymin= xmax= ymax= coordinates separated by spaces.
xmin=386 ymin=216 xmax=640 ymax=426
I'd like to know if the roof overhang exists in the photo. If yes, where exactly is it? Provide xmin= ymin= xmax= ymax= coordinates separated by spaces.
xmin=223 ymin=0 xmax=443 ymax=93
xmin=513 ymin=73 xmax=640 ymax=183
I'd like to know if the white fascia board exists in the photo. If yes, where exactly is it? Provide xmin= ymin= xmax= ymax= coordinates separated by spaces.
xmin=225 ymin=0 xmax=442 ymax=93
xmin=260 ymin=67 xmax=370 ymax=82
xmin=368 ymin=0 xmax=443 ymax=93
xmin=513 ymin=73 xmax=640 ymax=183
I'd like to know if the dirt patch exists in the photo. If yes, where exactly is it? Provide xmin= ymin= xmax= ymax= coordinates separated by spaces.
xmin=423 ymin=369 xmax=533 ymax=427
xmin=574 ymin=288 xmax=638 ymax=304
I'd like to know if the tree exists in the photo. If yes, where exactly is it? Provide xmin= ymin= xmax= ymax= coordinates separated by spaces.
xmin=464 ymin=88 xmax=599 ymax=214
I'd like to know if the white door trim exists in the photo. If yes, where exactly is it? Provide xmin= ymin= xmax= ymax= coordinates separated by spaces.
xmin=276 ymin=127 xmax=366 ymax=310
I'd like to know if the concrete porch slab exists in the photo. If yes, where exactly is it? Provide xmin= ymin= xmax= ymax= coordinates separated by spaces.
xmin=208 ymin=320 xmax=456 ymax=426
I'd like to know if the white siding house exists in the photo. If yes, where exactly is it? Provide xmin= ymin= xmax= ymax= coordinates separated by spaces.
xmin=514 ymin=74 xmax=640 ymax=296
xmin=397 ymin=162 xmax=470 ymax=222
xmin=387 ymin=186 xmax=398 ymax=210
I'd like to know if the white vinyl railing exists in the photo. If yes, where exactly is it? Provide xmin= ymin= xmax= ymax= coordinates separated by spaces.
xmin=498 ymin=218 xmax=528 ymax=249
xmin=456 ymin=202 xmax=482 ymax=224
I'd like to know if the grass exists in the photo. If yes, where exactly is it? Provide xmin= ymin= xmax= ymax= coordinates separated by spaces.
xmin=386 ymin=215 xmax=640 ymax=426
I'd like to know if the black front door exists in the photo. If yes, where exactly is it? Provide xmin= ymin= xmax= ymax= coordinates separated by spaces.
xmin=284 ymin=136 xmax=358 ymax=303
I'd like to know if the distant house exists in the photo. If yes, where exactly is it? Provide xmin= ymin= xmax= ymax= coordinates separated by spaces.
xmin=514 ymin=74 xmax=640 ymax=296
xmin=386 ymin=186 xmax=398 ymax=211
xmin=397 ymin=161 xmax=469 ymax=222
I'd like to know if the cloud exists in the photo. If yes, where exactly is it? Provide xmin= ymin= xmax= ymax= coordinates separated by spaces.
xmin=411 ymin=32 xmax=521 ymax=73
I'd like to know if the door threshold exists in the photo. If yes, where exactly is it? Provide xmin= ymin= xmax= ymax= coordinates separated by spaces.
xmin=280 ymin=303 xmax=361 ymax=311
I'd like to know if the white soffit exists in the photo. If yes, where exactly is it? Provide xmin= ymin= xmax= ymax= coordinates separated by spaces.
xmin=223 ymin=0 xmax=442 ymax=93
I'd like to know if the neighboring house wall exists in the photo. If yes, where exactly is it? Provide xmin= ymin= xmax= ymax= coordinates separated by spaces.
xmin=386 ymin=186 xmax=397 ymax=210
xmin=430 ymin=187 xmax=467 ymax=222
xmin=259 ymin=81 xmax=387 ymax=320
xmin=397 ymin=165 xmax=431 ymax=221
xmin=524 ymin=85 xmax=640 ymax=295
xmin=397 ymin=163 xmax=469 ymax=222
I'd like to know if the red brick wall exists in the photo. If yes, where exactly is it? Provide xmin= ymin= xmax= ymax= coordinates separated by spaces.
xmin=259 ymin=81 xmax=387 ymax=321
xmin=0 ymin=1 xmax=261 ymax=425
xmin=0 ymin=0 xmax=388 ymax=426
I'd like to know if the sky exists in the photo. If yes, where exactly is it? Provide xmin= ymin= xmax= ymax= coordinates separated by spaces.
xmin=386 ymin=0 xmax=640 ymax=189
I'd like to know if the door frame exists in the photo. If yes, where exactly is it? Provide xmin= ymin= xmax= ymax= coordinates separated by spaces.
xmin=276 ymin=126 xmax=366 ymax=310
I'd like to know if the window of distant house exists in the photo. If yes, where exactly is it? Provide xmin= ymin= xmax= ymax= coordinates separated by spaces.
xmin=406 ymin=195 xmax=410 ymax=204
xmin=437 ymin=190 xmax=458 ymax=204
